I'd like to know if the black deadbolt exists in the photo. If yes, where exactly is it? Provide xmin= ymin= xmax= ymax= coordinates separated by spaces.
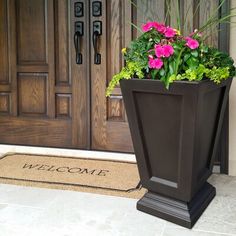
xmin=74 ymin=2 xmax=83 ymax=17
xmin=92 ymin=1 xmax=102 ymax=17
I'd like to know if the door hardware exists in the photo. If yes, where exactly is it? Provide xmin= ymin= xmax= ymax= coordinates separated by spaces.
xmin=74 ymin=2 xmax=83 ymax=17
xmin=92 ymin=1 xmax=102 ymax=17
xmin=93 ymin=21 xmax=102 ymax=64
xmin=74 ymin=21 xmax=84 ymax=64
xmin=75 ymin=21 xmax=83 ymax=35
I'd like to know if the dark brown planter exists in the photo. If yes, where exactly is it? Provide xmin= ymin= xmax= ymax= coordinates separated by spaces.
xmin=120 ymin=78 xmax=232 ymax=228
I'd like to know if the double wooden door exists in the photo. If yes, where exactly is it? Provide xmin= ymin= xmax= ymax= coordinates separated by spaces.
xmin=0 ymin=0 xmax=134 ymax=152
xmin=0 ymin=0 xmax=229 ymax=163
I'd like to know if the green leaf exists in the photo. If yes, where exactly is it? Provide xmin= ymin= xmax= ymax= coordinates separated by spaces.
xmin=191 ymin=51 xmax=198 ymax=57
xmin=184 ymin=53 xmax=191 ymax=62
xmin=169 ymin=62 xmax=175 ymax=74
xmin=151 ymin=69 xmax=158 ymax=80
xmin=173 ymin=44 xmax=182 ymax=50
xmin=186 ymin=57 xmax=199 ymax=69
xmin=160 ymin=76 xmax=166 ymax=82
xmin=159 ymin=68 xmax=166 ymax=77
xmin=201 ymin=45 xmax=208 ymax=53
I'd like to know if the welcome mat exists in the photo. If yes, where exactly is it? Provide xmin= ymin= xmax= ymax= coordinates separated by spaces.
xmin=0 ymin=153 xmax=145 ymax=198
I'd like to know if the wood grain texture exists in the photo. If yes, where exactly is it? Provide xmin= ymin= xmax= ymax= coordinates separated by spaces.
xmin=8 ymin=0 xmax=17 ymax=116
xmin=55 ymin=0 xmax=70 ymax=85
xmin=16 ymin=0 xmax=47 ymax=64
xmin=199 ymin=0 xmax=218 ymax=47
xmin=136 ymin=0 xmax=165 ymax=25
xmin=46 ymin=0 xmax=55 ymax=119
xmin=0 ymin=117 xmax=72 ymax=147
xmin=56 ymin=94 xmax=71 ymax=118
xmin=91 ymin=0 xmax=133 ymax=152
xmin=107 ymin=0 xmax=122 ymax=84
xmin=0 ymin=0 xmax=9 ymax=85
xmin=70 ymin=0 xmax=90 ymax=148
xmin=0 ymin=93 xmax=10 ymax=114
xmin=181 ymin=0 xmax=194 ymax=35
xmin=18 ymin=73 xmax=47 ymax=116
xmin=0 ymin=0 xmax=229 ymax=161
xmin=107 ymin=96 xmax=125 ymax=121
xmin=169 ymin=0 xmax=181 ymax=29
xmin=0 ymin=0 xmax=79 ymax=148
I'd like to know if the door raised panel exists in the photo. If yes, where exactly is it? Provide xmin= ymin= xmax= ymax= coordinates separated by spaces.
xmin=16 ymin=0 xmax=47 ymax=65
xmin=56 ymin=94 xmax=72 ymax=119
xmin=0 ymin=93 xmax=10 ymax=114
xmin=18 ymin=73 xmax=47 ymax=116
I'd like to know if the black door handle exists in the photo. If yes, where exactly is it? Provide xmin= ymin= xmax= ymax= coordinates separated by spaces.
xmin=93 ymin=21 xmax=102 ymax=64
xmin=74 ymin=21 xmax=84 ymax=64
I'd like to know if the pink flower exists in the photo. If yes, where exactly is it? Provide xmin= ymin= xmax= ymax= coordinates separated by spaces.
xmin=148 ymin=58 xmax=163 ymax=69
xmin=155 ymin=44 xmax=174 ymax=58
xmin=185 ymin=37 xmax=199 ymax=49
xmin=164 ymin=27 xmax=176 ymax=38
xmin=156 ymin=23 xmax=166 ymax=34
xmin=162 ymin=45 xmax=174 ymax=57
xmin=142 ymin=21 xmax=159 ymax=32
xmin=155 ymin=44 xmax=164 ymax=58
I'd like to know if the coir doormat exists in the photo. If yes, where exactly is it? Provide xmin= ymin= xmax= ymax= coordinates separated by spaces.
xmin=0 ymin=153 xmax=145 ymax=198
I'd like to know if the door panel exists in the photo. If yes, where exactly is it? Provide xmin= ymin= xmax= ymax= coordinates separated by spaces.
xmin=16 ymin=0 xmax=47 ymax=64
xmin=91 ymin=0 xmax=133 ymax=152
xmin=70 ymin=0 xmax=90 ymax=148
xmin=0 ymin=0 xmax=88 ymax=148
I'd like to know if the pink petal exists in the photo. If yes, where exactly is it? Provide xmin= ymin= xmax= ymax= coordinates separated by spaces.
xmin=155 ymin=44 xmax=164 ymax=58
xmin=142 ymin=21 xmax=159 ymax=32
xmin=156 ymin=23 xmax=166 ymax=34
xmin=164 ymin=27 xmax=176 ymax=38
xmin=185 ymin=38 xmax=199 ymax=49
xmin=148 ymin=58 xmax=163 ymax=69
xmin=162 ymin=45 xmax=174 ymax=57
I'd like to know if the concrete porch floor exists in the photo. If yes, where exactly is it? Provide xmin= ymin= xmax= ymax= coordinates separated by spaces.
xmin=0 ymin=174 xmax=235 ymax=236
xmin=0 ymin=146 xmax=235 ymax=235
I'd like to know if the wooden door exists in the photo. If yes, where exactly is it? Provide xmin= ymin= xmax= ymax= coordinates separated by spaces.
xmin=0 ymin=0 xmax=89 ymax=148
xmin=91 ymin=0 xmax=133 ymax=152
xmin=91 ymin=0 xmax=230 ymax=162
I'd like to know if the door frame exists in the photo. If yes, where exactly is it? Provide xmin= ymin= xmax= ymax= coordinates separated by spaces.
xmin=217 ymin=0 xmax=230 ymax=174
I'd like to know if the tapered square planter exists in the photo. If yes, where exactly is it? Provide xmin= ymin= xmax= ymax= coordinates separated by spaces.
xmin=120 ymin=78 xmax=232 ymax=228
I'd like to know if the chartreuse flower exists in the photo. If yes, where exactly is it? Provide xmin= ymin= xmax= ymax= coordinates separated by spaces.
xmin=121 ymin=48 xmax=127 ymax=54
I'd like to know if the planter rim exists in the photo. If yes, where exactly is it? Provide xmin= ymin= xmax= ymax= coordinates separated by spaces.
xmin=125 ymin=77 xmax=232 ymax=85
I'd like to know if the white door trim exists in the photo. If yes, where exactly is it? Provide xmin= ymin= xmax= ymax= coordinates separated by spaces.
xmin=0 ymin=144 xmax=136 ymax=162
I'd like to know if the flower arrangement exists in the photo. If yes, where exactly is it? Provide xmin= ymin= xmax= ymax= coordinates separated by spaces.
xmin=106 ymin=15 xmax=235 ymax=96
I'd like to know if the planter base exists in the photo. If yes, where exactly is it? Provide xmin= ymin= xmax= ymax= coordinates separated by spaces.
xmin=137 ymin=182 xmax=216 ymax=228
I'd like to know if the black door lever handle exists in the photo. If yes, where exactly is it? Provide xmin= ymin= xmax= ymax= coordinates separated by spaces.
xmin=92 ymin=21 xmax=102 ymax=64
xmin=74 ymin=21 xmax=84 ymax=64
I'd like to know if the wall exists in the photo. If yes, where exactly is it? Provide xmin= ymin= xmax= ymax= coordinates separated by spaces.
xmin=229 ymin=0 xmax=236 ymax=175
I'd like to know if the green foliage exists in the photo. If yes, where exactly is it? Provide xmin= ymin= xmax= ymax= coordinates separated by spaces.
xmin=124 ymin=29 xmax=160 ymax=65
xmin=106 ymin=61 xmax=144 ymax=97
xmin=169 ymin=64 xmax=230 ymax=85
xmin=201 ymin=47 xmax=236 ymax=77
xmin=106 ymin=2 xmax=236 ymax=96
xmin=205 ymin=67 xmax=230 ymax=84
